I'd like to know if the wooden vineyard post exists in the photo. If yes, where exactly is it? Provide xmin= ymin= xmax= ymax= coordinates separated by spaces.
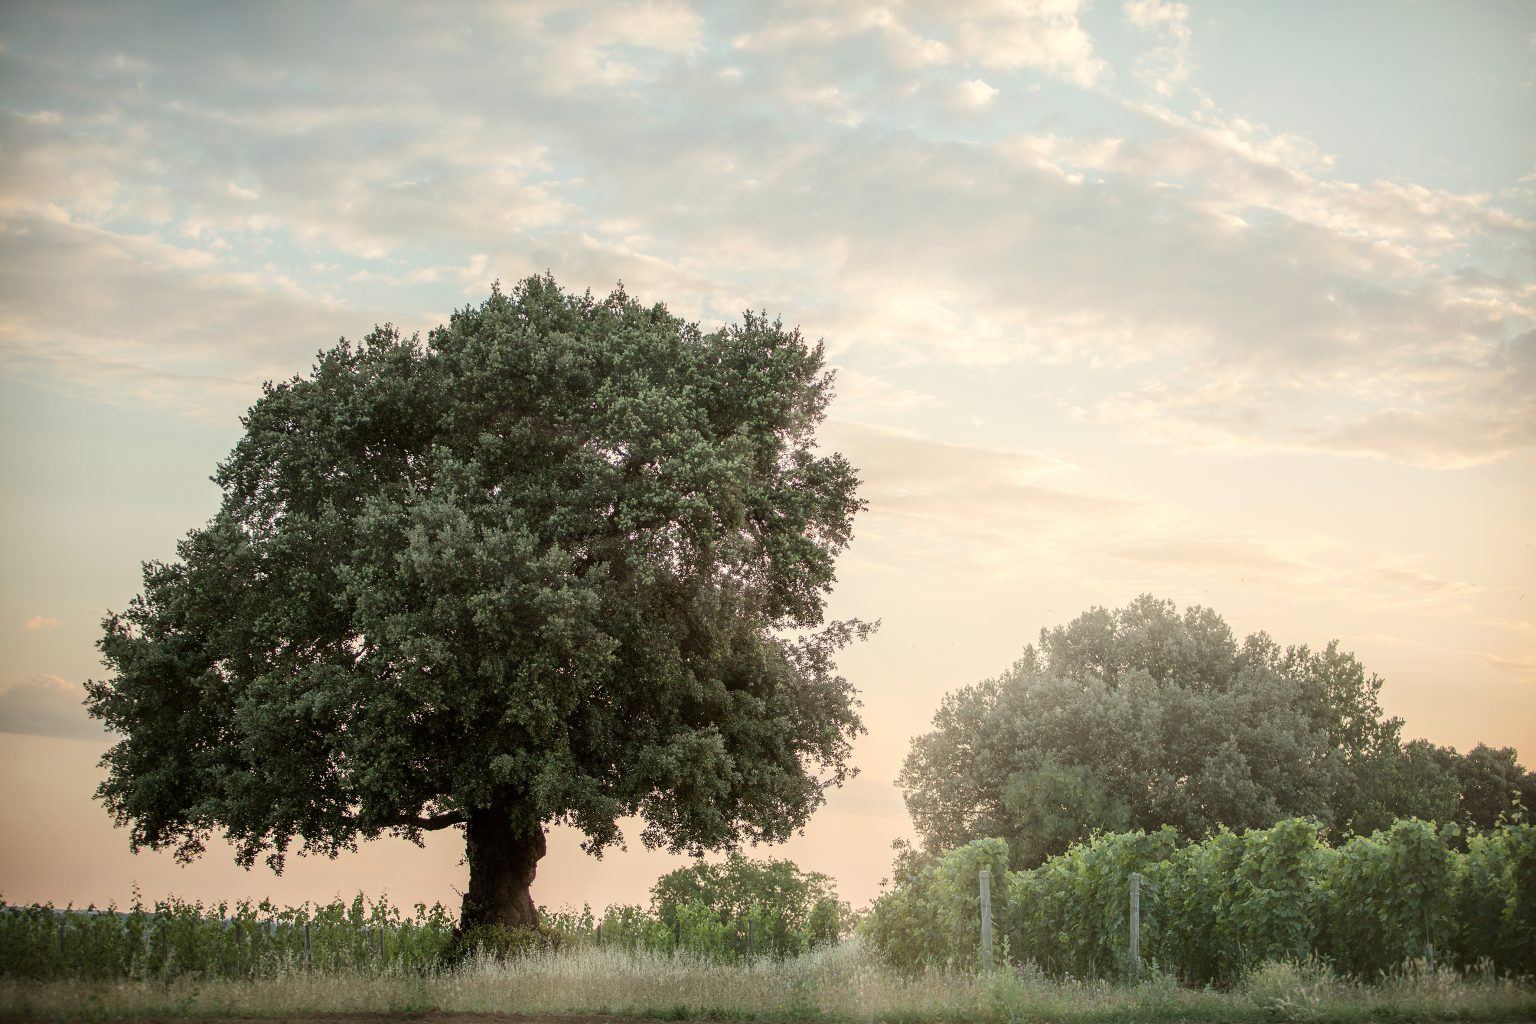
xmin=1129 ymin=872 xmax=1141 ymax=982
xmin=1425 ymin=904 xmax=1436 ymax=975
xmin=747 ymin=918 xmax=755 ymax=960
xmin=978 ymin=868 xmax=994 ymax=971
xmin=304 ymin=920 xmax=312 ymax=970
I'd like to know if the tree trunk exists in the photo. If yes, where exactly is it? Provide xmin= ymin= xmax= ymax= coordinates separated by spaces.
xmin=460 ymin=805 xmax=546 ymax=931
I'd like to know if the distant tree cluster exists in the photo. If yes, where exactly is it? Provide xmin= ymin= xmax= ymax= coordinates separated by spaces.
xmin=650 ymin=853 xmax=848 ymax=947
xmin=899 ymin=595 xmax=1533 ymax=867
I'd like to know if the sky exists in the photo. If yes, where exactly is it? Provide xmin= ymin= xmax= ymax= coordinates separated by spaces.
xmin=1 ymin=0 xmax=1533 ymax=917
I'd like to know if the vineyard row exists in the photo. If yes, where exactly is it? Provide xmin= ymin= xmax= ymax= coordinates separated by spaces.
xmin=861 ymin=817 xmax=1535 ymax=983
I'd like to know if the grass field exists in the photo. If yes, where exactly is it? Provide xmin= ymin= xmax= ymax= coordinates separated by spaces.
xmin=3 ymin=938 xmax=1533 ymax=1023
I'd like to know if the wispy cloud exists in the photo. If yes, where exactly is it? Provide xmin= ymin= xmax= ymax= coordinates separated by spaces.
xmin=0 ymin=675 xmax=104 ymax=740
xmin=1114 ymin=538 xmax=1488 ymax=618
xmin=1124 ymin=0 xmax=1193 ymax=97
xmin=2 ymin=2 xmax=1529 ymax=475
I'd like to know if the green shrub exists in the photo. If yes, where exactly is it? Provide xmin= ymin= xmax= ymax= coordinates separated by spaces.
xmin=0 ymin=893 xmax=453 ymax=980
xmin=1447 ymin=821 xmax=1536 ymax=973
xmin=1153 ymin=818 xmax=1326 ymax=985
xmin=863 ymin=817 xmax=1535 ymax=982
xmin=1005 ymin=827 xmax=1178 ymax=981
xmin=1314 ymin=818 xmax=1454 ymax=978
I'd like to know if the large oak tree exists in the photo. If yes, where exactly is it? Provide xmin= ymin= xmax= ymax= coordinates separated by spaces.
xmin=85 ymin=277 xmax=868 ymax=929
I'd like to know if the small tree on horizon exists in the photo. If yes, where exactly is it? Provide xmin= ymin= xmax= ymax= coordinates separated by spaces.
xmin=650 ymin=852 xmax=848 ymax=951
xmin=85 ymin=276 xmax=869 ymax=931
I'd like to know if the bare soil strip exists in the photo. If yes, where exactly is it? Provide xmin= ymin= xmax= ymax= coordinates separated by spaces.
xmin=35 ymin=1014 xmax=682 ymax=1024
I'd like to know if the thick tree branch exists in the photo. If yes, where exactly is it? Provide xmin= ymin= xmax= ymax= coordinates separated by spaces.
xmin=357 ymin=810 xmax=468 ymax=831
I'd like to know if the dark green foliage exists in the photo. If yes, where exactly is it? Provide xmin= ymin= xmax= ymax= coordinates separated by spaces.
xmin=1314 ymin=819 xmax=1456 ymax=978
xmin=538 ymin=871 xmax=847 ymax=963
xmin=0 ymin=893 xmax=453 ymax=980
xmin=624 ymin=900 xmax=787 ymax=959
xmin=858 ymin=837 xmax=1009 ymax=972
xmin=1154 ymin=818 xmax=1324 ymax=984
xmin=1334 ymin=739 xmax=1462 ymax=837
xmin=649 ymin=853 xmax=848 ymax=955
xmin=1004 ymin=829 xmax=1179 ymax=980
xmin=1446 ymin=821 xmax=1536 ymax=974
xmin=900 ymin=597 xmax=1530 ymax=868
xmin=804 ymin=895 xmax=845 ymax=947
xmin=84 ymin=276 xmax=868 ymax=928
xmin=0 ymin=865 xmax=851 ymax=979
xmin=1430 ymin=742 xmax=1536 ymax=834
xmin=862 ymin=817 xmax=1536 ymax=984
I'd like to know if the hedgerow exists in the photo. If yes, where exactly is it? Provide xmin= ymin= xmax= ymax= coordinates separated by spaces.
xmin=0 ymin=891 xmax=844 ymax=980
xmin=862 ymin=817 xmax=1535 ymax=984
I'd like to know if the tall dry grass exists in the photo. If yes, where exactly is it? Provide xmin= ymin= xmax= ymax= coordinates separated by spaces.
xmin=2 ymin=937 xmax=1532 ymax=1021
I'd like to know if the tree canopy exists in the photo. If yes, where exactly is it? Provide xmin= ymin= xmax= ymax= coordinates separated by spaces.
xmin=85 ymin=276 xmax=869 ymax=928
xmin=899 ymin=595 xmax=1529 ymax=867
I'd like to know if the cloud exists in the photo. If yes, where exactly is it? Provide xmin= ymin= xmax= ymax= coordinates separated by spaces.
xmin=0 ymin=675 xmax=106 ymax=740
xmin=473 ymin=1 xmax=707 ymax=93
xmin=820 ymin=419 xmax=1151 ymax=578
xmin=951 ymin=78 xmax=999 ymax=111
xmin=817 ymin=411 xmax=1504 ymax=614
xmin=730 ymin=1 xmax=1106 ymax=86
xmin=1482 ymin=650 xmax=1536 ymax=681
xmin=23 ymin=615 xmax=60 ymax=632
xmin=0 ymin=212 xmax=388 ymax=423
xmin=817 ymin=420 xmax=1499 ymax=625
xmin=1096 ymin=327 xmax=1536 ymax=468
xmin=921 ymin=0 xmax=1109 ymax=85
xmin=1112 ymin=537 xmax=1485 ymax=615
xmin=0 ymin=1 xmax=1530 ymax=474
xmin=730 ymin=5 xmax=950 ymax=71
xmin=828 ymin=369 xmax=939 ymax=415
xmin=1124 ymin=0 xmax=1193 ymax=97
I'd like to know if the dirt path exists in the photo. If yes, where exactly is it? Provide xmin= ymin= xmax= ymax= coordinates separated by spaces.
xmin=49 ymin=1015 xmax=697 ymax=1024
